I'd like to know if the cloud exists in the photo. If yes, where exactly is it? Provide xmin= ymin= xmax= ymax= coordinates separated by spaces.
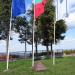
xmin=53 ymin=38 xmax=75 ymax=50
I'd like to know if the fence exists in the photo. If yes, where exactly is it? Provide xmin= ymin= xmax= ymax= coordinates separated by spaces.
xmin=0 ymin=50 xmax=64 ymax=60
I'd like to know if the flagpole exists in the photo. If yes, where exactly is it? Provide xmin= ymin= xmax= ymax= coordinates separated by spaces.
xmin=53 ymin=0 xmax=58 ymax=65
xmin=32 ymin=0 xmax=35 ymax=67
xmin=53 ymin=13 xmax=56 ymax=65
xmin=57 ymin=0 xmax=58 ymax=20
xmin=5 ymin=3 xmax=12 ymax=71
xmin=65 ymin=0 xmax=68 ymax=17
xmin=32 ymin=20 xmax=35 ymax=67
xmin=32 ymin=19 xmax=35 ymax=67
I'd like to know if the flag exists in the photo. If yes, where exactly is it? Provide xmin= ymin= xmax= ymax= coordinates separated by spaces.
xmin=69 ymin=1 xmax=75 ymax=13
xmin=42 ymin=0 xmax=46 ymax=5
xmin=60 ymin=0 xmax=63 ymax=3
xmin=12 ymin=0 xmax=26 ymax=17
xmin=34 ymin=0 xmax=46 ymax=18
xmin=35 ymin=0 xmax=42 ymax=4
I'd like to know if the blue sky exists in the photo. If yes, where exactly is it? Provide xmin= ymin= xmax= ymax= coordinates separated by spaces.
xmin=25 ymin=0 xmax=32 ymax=9
xmin=0 ymin=0 xmax=75 ymax=52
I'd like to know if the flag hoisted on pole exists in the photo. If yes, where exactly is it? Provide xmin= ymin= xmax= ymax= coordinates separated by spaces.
xmin=32 ymin=0 xmax=46 ymax=67
xmin=65 ymin=0 xmax=69 ymax=17
xmin=12 ymin=0 xmax=26 ymax=17
xmin=34 ymin=0 xmax=46 ymax=18
xmin=60 ymin=0 xmax=63 ymax=3
xmin=69 ymin=1 xmax=75 ymax=13
xmin=5 ymin=0 xmax=26 ymax=71
xmin=59 ymin=0 xmax=75 ymax=17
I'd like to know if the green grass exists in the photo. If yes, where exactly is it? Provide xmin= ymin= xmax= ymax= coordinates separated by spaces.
xmin=0 ymin=57 xmax=75 ymax=75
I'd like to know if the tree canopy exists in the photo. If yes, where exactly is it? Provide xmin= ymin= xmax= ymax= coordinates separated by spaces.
xmin=0 ymin=0 xmax=11 ymax=40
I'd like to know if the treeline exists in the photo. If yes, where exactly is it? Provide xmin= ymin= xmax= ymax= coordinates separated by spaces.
xmin=0 ymin=0 xmax=67 ymax=58
xmin=64 ymin=50 xmax=75 ymax=54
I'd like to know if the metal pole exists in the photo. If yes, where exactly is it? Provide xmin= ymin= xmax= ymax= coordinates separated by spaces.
xmin=32 ymin=21 xmax=35 ymax=67
xmin=65 ymin=0 xmax=68 ymax=17
xmin=6 ymin=3 xmax=12 ymax=71
xmin=53 ymin=0 xmax=58 ymax=65
xmin=24 ymin=0 xmax=26 ymax=59
xmin=53 ymin=15 xmax=56 ymax=65
xmin=66 ymin=0 xmax=67 ymax=14
xmin=24 ymin=30 xmax=26 ymax=59
xmin=57 ymin=0 xmax=58 ymax=20
xmin=32 ymin=0 xmax=35 ymax=67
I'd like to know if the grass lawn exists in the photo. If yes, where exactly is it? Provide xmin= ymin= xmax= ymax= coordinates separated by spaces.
xmin=0 ymin=57 xmax=75 ymax=75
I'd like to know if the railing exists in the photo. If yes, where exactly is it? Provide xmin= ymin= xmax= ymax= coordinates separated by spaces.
xmin=0 ymin=49 xmax=65 ymax=60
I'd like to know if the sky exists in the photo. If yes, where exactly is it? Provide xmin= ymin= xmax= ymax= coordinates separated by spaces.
xmin=0 ymin=0 xmax=75 ymax=53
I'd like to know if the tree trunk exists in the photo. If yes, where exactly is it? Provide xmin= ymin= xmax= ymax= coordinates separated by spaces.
xmin=24 ymin=30 xmax=26 ymax=59
xmin=35 ymin=40 xmax=38 ymax=58
xmin=24 ymin=41 xmax=26 ymax=59
xmin=46 ymin=45 xmax=49 ymax=58
xmin=51 ymin=42 xmax=53 ymax=58
xmin=6 ymin=35 xmax=9 ymax=70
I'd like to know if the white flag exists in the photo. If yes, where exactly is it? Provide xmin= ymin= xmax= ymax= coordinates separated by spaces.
xmin=60 ymin=0 xmax=63 ymax=3
xmin=69 ymin=0 xmax=75 ymax=13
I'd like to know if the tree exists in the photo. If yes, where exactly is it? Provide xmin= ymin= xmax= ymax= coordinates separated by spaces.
xmin=27 ymin=0 xmax=67 ymax=59
xmin=0 ymin=0 xmax=11 ymax=61
xmin=39 ymin=0 xmax=67 ymax=58
xmin=55 ymin=19 xmax=67 ymax=42
xmin=27 ymin=0 xmax=55 ymax=58
xmin=14 ymin=17 xmax=31 ymax=58
xmin=27 ymin=5 xmax=42 ymax=58
xmin=39 ymin=0 xmax=55 ymax=57
xmin=0 ymin=0 xmax=11 ymax=40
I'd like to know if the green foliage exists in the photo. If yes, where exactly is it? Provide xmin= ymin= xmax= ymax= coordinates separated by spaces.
xmin=37 ymin=0 xmax=67 ymax=57
xmin=40 ymin=0 xmax=67 ymax=45
xmin=27 ymin=0 xmax=67 ymax=57
xmin=14 ymin=17 xmax=32 ymax=43
xmin=14 ymin=17 xmax=28 ymax=33
xmin=0 ymin=0 xmax=11 ymax=22
xmin=0 ymin=0 xmax=11 ymax=40
xmin=0 ymin=0 xmax=2 ymax=16
xmin=39 ymin=0 xmax=55 ymax=46
xmin=55 ymin=19 xmax=67 ymax=42
xmin=40 ymin=0 xmax=55 ymax=25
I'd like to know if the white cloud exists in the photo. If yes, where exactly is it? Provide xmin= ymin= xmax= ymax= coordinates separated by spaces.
xmin=53 ymin=38 xmax=75 ymax=50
